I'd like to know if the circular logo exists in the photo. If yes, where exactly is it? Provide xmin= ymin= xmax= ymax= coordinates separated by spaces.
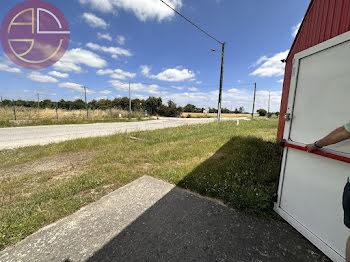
xmin=0 ymin=0 xmax=70 ymax=70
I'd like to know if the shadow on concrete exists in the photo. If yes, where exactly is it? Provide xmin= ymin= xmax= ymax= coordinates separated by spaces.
xmin=86 ymin=136 xmax=330 ymax=262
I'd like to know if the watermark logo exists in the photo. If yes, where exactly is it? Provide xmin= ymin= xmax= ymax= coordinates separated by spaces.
xmin=0 ymin=0 xmax=70 ymax=70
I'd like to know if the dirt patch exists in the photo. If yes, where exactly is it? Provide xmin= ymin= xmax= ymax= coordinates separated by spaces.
xmin=0 ymin=152 xmax=96 ymax=181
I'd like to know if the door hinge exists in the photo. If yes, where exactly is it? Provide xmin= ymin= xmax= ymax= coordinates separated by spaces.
xmin=284 ymin=113 xmax=291 ymax=121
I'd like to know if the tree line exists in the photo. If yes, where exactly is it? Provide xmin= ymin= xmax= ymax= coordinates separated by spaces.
xmin=0 ymin=97 xmax=183 ymax=117
xmin=0 ymin=98 xmax=278 ymax=117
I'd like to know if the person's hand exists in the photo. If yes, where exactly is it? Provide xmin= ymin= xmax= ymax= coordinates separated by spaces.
xmin=306 ymin=144 xmax=318 ymax=152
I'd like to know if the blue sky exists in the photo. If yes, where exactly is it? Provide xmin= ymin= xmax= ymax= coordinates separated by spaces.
xmin=0 ymin=0 xmax=309 ymax=112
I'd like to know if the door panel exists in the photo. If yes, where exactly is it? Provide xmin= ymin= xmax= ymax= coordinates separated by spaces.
xmin=277 ymin=32 xmax=350 ymax=262
xmin=281 ymin=149 xmax=349 ymax=257
xmin=289 ymin=40 xmax=350 ymax=154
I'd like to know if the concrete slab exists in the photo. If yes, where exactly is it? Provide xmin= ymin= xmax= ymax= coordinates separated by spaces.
xmin=0 ymin=176 xmax=330 ymax=262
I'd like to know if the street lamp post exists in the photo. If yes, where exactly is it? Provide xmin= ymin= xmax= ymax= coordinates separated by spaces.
xmin=211 ymin=42 xmax=226 ymax=123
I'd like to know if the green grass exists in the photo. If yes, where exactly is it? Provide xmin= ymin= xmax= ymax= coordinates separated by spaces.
xmin=0 ymin=119 xmax=280 ymax=250
xmin=0 ymin=117 xmax=151 ymax=128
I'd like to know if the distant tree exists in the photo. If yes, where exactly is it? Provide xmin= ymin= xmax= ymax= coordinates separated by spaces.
xmin=184 ymin=104 xmax=199 ymax=113
xmin=145 ymin=97 xmax=162 ymax=115
xmin=71 ymin=99 xmax=85 ymax=110
xmin=257 ymin=109 xmax=267 ymax=116
xmin=239 ymin=106 xmax=245 ymax=113
xmin=275 ymin=112 xmax=280 ymax=117
xmin=0 ymin=99 xmax=12 ymax=107
xmin=221 ymin=108 xmax=231 ymax=114
xmin=209 ymin=107 xmax=217 ymax=113
xmin=131 ymin=98 xmax=142 ymax=111
xmin=233 ymin=108 xmax=240 ymax=114
xmin=88 ymin=100 xmax=97 ymax=110
xmin=41 ymin=99 xmax=55 ymax=109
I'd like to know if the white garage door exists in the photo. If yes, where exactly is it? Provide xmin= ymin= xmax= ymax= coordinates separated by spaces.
xmin=275 ymin=31 xmax=350 ymax=262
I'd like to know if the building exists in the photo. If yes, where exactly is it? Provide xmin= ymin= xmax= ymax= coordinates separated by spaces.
xmin=275 ymin=1 xmax=350 ymax=261
xmin=278 ymin=0 xmax=350 ymax=141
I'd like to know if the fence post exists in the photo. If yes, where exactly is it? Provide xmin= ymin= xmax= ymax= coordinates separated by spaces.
xmin=12 ymin=100 xmax=16 ymax=120
xmin=56 ymin=103 xmax=58 ymax=120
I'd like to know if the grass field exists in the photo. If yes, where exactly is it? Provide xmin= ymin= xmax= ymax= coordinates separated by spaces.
xmin=0 ymin=118 xmax=280 ymax=250
xmin=181 ymin=112 xmax=258 ymax=118
xmin=0 ymin=107 xmax=145 ymax=120
xmin=0 ymin=107 xmax=148 ymax=128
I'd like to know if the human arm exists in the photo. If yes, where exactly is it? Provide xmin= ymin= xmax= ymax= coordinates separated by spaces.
xmin=306 ymin=126 xmax=350 ymax=152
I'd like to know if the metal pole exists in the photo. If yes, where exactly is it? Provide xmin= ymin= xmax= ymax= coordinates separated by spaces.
xmin=56 ymin=102 xmax=58 ymax=120
xmin=268 ymin=91 xmax=271 ymax=117
xmin=37 ymin=93 xmax=40 ymax=110
xmin=251 ymin=82 xmax=257 ymax=119
xmin=12 ymin=99 xmax=16 ymax=120
xmin=217 ymin=42 xmax=225 ymax=123
xmin=129 ymin=82 xmax=131 ymax=114
xmin=84 ymin=86 xmax=88 ymax=119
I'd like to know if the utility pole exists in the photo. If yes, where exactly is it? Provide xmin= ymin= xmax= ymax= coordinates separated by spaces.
xmin=37 ymin=93 xmax=40 ymax=110
xmin=129 ymin=82 xmax=131 ymax=115
xmin=83 ymin=86 xmax=88 ymax=119
xmin=56 ymin=102 xmax=59 ymax=120
xmin=268 ymin=91 xmax=271 ymax=117
xmin=217 ymin=42 xmax=225 ymax=123
xmin=12 ymin=99 xmax=16 ymax=120
xmin=251 ymin=82 xmax=257 ymax=119
xmin=159 ymin=0 xmax=225 ymax=123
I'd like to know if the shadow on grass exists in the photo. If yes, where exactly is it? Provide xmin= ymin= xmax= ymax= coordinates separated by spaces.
xmin=178 ymin=136 xmax=281 ymax=217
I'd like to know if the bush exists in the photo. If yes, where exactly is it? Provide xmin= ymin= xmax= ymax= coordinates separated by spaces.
xmin=257 ymin=109 xmax=267 ymax=117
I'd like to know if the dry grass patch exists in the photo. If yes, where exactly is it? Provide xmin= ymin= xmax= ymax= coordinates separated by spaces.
xmin=0 ymin=151 xmax=96 ymax=181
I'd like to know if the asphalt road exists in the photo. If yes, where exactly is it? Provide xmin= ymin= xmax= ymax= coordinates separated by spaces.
xmin=0 ymin=117 xmax=243 ymax=150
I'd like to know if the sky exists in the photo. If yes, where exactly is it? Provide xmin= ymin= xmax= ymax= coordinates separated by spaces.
xmin=0 ymin=0 xmax=310 ymax=113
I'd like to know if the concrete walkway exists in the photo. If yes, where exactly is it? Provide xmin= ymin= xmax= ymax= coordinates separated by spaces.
xmin=0 ymin=176 xmax=330 ymax=262
xmin=0 ymin=117 xmax=245 ymax=150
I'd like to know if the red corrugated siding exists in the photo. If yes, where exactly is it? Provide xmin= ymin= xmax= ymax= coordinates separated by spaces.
xmin=277 ymin=0 xmax=350 ymax=142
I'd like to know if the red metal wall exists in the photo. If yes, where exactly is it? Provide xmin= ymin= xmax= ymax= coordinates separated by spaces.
xmin=277 ymin=0 xmax=350 ymax=142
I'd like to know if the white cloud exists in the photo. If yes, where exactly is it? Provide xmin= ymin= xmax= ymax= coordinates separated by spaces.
xmin=48 ymin=71 xmax=69 ymax=78
xmin=110 ymin=80 xmax=160 ymax=94
xmin=97 ymin=69 xmax=114 ymax=75
xmin=141 ymin=65 xmax=196 ymax=82
xmin=27 ymin=72 xmax=58 ymax=83
xmin=99 ymin=90 xmax=112 ymax=94
xmin=97 ymin=68 xmax=136 ymax=80
xmin=171 ymin=85 xmax=185 ymax=90
xmin=292 ymin=21 xmax=302 ymax=37
xmin=82 ymin=12 xmax=108 ymax=29
xmin=54 ymin=48 xmax=107 ymax=73
xmin=277 ymin=79 xmax=284 ymax=83
xmin=116 ymin=35 xmax=126 ymax=45
xmin=250 ymin=50 xmax=289 ymax=77
xmin=188 ymin=87 xmax=199 ymax=92
xmin=58 ymin=82 xmax=97 ymax=94
xmin=196 ymin=81 xmax=202 ymax=84
xmin=86 ymin=42 xmax=132 ymax=58
xmin=58 ymin=82 xmax=84 ymax=92
xmin=98 ymin=32 xmax=112 ymax=41
xmin=78 ymin=0 xmax=183 ymax=22
xmin=0 ymin=63 xmax=21 ymax=73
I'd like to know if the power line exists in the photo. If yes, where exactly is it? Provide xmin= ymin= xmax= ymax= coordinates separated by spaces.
xmin=159 ymin=0 xmax=223 ymax=45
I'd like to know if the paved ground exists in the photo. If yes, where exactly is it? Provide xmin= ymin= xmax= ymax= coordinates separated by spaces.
xmin=0 ymin=117 xmax=243 ymax=150
xmin=0 ymin=176 xmax=330 ymax=262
